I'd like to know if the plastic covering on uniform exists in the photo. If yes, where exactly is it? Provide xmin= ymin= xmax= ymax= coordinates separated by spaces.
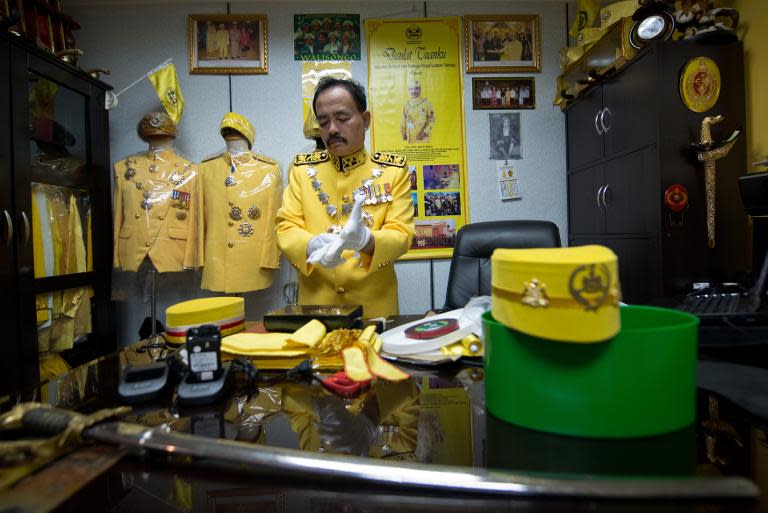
xmin=31 ymin=183 xmax=93 ymax=353
xmin=112 ymin=148 xmax=202 ymax=273
xmin=199 ymin=148 xmax=283 ymax=293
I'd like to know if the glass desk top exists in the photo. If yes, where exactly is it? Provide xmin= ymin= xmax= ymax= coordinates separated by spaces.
xmin=2 ymin=324 xmax=768 ymax=513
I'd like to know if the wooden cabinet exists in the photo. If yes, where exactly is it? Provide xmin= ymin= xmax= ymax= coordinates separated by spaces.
xmin=567 ymin=40 xmax=748 ymax=304
xmin=0 ymin=32 xmax=115 ymax=398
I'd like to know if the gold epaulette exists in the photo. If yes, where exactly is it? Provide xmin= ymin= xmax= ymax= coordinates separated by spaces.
xmin=372 ymin=152 xmax=407 ymax=167
xmin=255 ymin=154 xmax=277 ymax=165
xmin=294 ymin=151 xmax=329 ymax=166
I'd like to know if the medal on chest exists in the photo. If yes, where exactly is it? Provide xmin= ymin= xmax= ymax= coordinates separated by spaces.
xmin=307 ymin=166 xmax=386 ymax=234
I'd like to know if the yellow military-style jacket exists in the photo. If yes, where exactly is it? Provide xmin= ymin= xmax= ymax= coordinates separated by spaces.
xmin=401 ymin=97 xmax=435 ymax=143
xmin=200 ymin=152 xmax=282 ymax=293
xmin=276 ymin=148 xmax=415 ymax=318
xmin=113 ymin=149 xmax=202 ymax=273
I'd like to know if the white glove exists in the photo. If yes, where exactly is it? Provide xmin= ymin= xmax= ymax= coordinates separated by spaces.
xmin=307 ymin=234 xmax=346 ymax=268
xmin=340 ymin=192 xmax=372 ymax=251
xmin=307 ymin=233 xmax=336 ymax=258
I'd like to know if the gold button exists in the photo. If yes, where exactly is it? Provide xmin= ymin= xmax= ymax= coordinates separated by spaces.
xmin=145 ymin=242 xmax=151 ymax=247
xmin=158 ymin=215 xmax=164 ymax=220
xmin=228 ymin=221 xmax=234 ymax=226
xmin=337 ymin=287 xmax=345 ymax=295
xmin=134 ymin=213 xmax=140 ymax=219
xmin=228 ymin=242 xmax=234 ymax=248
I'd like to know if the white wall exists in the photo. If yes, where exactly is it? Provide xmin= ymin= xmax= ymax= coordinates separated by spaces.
xmin=69 ymin=1 xmax=567 ymax=346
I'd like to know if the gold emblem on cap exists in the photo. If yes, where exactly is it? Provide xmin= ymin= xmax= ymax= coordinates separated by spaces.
xmin=521 ymin=279 xmax=549 ymax=308
xmin=569 ymin=264 xmax=612 ymax=311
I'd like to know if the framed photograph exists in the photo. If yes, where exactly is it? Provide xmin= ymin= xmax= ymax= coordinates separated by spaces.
xmin=472 ymin=77 xmax=535 ymax=110
xmin=188 ymin=14 xmax=268 ymax=74
xmin=489 ymin=112 xmax=522 ymax=160
xmin=464 ymin=14 xmax=540 ymax=73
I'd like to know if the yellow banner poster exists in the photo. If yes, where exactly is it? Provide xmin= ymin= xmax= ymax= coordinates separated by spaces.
xmin=366 ymin=17 xmax=468 ymax=260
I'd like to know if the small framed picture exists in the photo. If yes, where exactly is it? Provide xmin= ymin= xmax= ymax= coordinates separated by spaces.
xmin=472 ymin=77 xmax=535 ymax=110
xmin=489 ymin=112 xmax=522 ymax=160
xmin=188 ymin=14 xmax=268 ymax=74
xmin=464 ymin=14 xmax=541 ymax=73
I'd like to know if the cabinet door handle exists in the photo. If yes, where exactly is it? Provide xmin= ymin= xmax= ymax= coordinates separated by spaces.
xmin=2 ymin=210 xmax=12 ymax=247
xmin=20 ymin=211 xmax=31 ymax=247
xmin=602 ymin=184 xmax=611 ymax=208
xmin=600 ymin=107 xmax=612 ymax=133
xmin=594 ymin=110 xmax=604 ymax=135
xmin=596 ymin=185 xmax=606 ymax=210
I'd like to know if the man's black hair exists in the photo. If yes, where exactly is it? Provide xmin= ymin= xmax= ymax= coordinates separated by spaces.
xmin=313 ymin=77 xmax=367 ymax=113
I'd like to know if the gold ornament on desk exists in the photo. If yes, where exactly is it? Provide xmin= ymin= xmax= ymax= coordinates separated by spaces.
xmin=691 ymin=114 xmax=741 ymax=248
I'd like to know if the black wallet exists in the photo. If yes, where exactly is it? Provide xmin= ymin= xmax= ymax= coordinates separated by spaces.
xmin=263 ymin=304 xmax=363 ymax=332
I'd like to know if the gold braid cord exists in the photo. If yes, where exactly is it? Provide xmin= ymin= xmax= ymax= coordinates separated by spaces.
xmin=308 ymin=329 xmax=363 ymax=359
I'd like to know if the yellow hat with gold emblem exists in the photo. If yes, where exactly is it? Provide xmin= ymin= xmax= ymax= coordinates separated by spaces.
xmin=491 ymin=245 xmax=621 ymax=343
xmin=303 ymin=106 xmax=320 ymax=139
xmin=137 ymin=111 xmax=177 ymax=141
xmin=599 ymin=0 xmax=639 ymax=30
xmin=220 ymin=111 xmax=255 ymax=149
xmin=407 ymin=74 xmax=421 ymax=88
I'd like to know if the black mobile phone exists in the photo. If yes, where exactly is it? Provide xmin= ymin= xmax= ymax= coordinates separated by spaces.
xmin=186 ymin=324 xmax=222 ymax=382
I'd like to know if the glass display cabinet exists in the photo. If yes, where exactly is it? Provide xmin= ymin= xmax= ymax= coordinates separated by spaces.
xmin=0 ymin=30 xmax=115 ymax=399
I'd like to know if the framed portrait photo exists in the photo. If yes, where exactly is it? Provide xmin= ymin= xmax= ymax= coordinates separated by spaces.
xmin=472 ymin=77 xmax=535 ymax=110
xmin=189 ymin=14 xmax=268 ymax=74
xmin=464 ymin=14 xmax=541 ymax=73
xmin=489 ymin=112 xmax=522 ymax=160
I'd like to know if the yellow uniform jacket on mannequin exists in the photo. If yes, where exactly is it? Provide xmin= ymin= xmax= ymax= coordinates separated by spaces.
xmin=401 ymin=97 xmax=435 ymax=143
xmin=276 ymin=149 xmax=415 ymax=318
xmin=113 ymin=150 xmax=201 ymax=272
xmin=200 ymin=152 xmax=282 ymax=292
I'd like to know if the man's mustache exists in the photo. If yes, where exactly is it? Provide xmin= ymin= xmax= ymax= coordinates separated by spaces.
xmin=327 ymin=134 xmax=347 ymax=144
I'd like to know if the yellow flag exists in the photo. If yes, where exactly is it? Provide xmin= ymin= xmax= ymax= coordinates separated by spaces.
xmin=147 ymin=62 xmax=185 ymax=125
xmin=569 ymin=0 xmax=600 ymax=37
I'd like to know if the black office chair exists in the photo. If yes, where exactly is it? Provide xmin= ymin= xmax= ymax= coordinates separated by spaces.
xmin=442 ymin=220 xmax=561 ymax=311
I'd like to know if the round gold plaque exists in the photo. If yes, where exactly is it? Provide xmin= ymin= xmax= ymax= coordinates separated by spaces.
xmin=679 ymin=57 xmax=721 ymax=113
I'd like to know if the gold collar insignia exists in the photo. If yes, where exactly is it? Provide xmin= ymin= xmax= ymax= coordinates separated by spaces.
xmin=331 ymin=148 xmax=368 ymax=173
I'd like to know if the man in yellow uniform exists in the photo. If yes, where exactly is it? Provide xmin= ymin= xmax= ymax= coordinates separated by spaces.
xmin=400 ymin=75 xmax=435 ymax=144
xmin=113 ymin=112 xmax=201 ymax=273
xmin=276 ymin=78 xmax=415 ymax=318
xmin=199 ymin=112 xmax=282 ymax=293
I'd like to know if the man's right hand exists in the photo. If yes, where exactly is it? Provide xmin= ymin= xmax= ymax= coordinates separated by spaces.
xmin=306 ymin=233 xmax=346 ymax=268
xmin=307 ymin=233 xmax=336 ymax=258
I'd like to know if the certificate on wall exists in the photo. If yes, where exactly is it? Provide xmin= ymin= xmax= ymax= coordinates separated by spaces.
xmin=365 ymin=17 xmax=469 ymax=260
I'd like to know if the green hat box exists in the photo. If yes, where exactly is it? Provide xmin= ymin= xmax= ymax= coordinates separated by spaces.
xmin=483 ymin=305 xmax=699 ymax=438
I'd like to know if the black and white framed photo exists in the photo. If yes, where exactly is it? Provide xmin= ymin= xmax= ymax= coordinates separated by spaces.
xmin=489 ymin=112 xmax=521 ymax=160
